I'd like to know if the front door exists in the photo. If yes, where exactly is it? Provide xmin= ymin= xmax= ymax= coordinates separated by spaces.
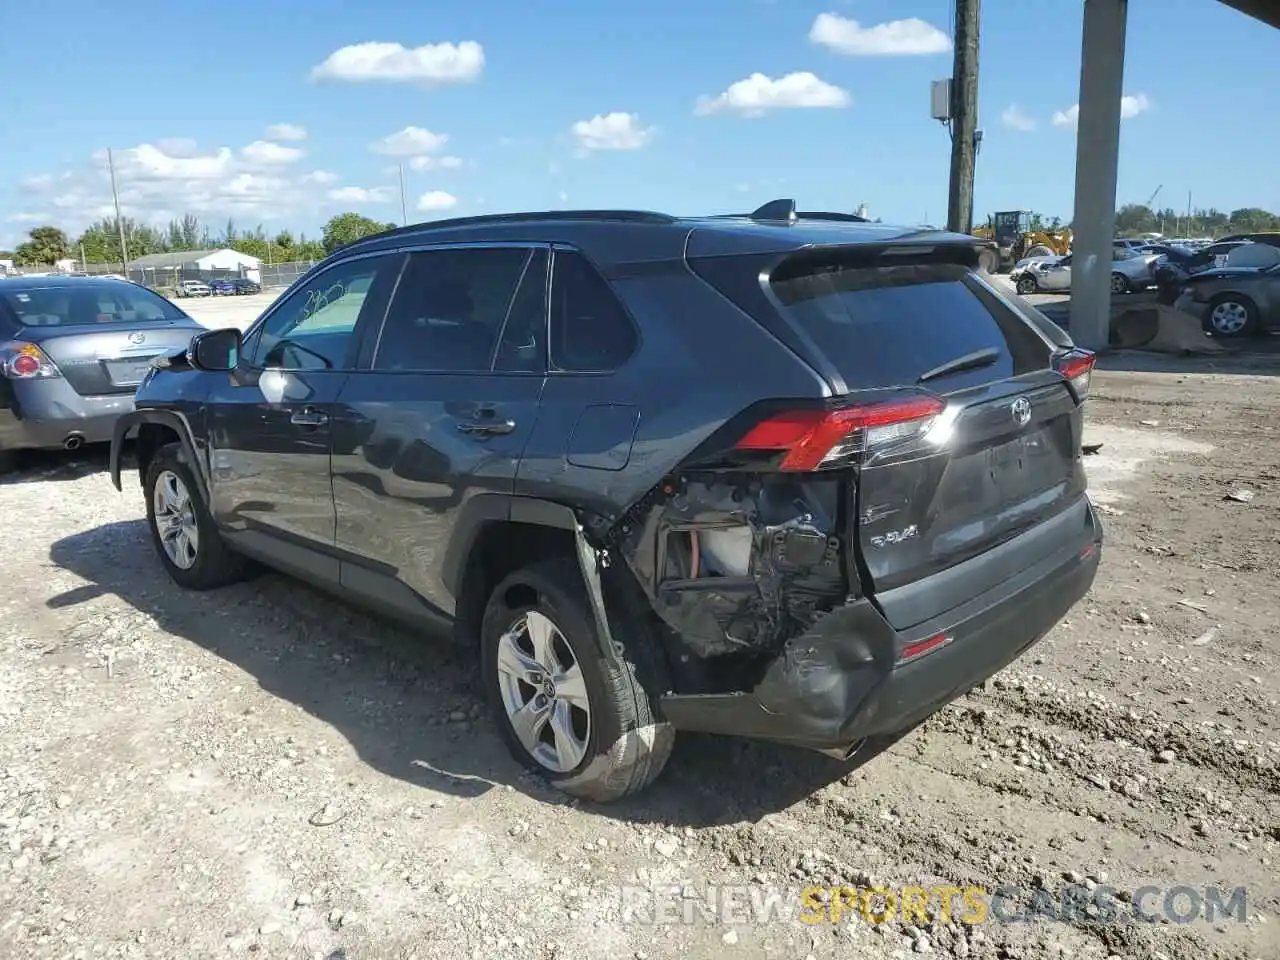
xmin=331 ymin=244 xmax=549 ymax=615
xmin=206 ymin=252 xmax=403 ymax=585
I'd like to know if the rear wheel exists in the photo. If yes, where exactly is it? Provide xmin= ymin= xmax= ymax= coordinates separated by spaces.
xmin=1111 ymin=272 xmax=1130 ymax=295
xmin=143 ymin=443 xmax=247 ymax=589
xmin=1015 ymin=274 xmax=1038 ymax=296
xmin=1205 ymin=295 xmax=1258 ymax=338
xmin=480 ymin=556 xmax=674 ymax=802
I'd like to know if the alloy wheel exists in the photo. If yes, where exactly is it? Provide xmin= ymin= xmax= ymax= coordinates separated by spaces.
xmin=494 ymin=610 xmax=591 ymax=773
xmin=1210 ymin=301 xmax=1250 ymax=336
xmin=153 ymin=469 xmax=200 ymax=569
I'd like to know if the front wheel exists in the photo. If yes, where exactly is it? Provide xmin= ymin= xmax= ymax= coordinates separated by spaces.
xmin=1110 ymin=272 xmax=1130 ymax=295
xmin=1015 ymin=274 xmax=1038 ymax=296
xmin=144 ymin=443 xmax=247 ymax=589
xmin=480 ymin=556 xmax=674 ymax=802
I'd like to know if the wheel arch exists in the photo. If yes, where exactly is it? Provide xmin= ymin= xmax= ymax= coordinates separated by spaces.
xmin=445 ymin=495 xmax=626 ymax=670
xmin=110 ymin=409 xmax=209 ymax=504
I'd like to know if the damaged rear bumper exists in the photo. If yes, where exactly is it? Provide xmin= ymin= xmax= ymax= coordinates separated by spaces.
xmin=658 ymin=502 xmax=1103 ymax=756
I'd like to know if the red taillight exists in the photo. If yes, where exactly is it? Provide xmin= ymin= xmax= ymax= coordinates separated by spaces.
xmin=899 ymin=633 xmax=952 ymax=663
xmin=10 ymin=354 xmax=40 ymax=376
xmin=735 ymin=394 xmax=946 ymax=471
xmin=1054 ymin=348 xmax=1095 ymax=400
xmin=2 ymin=343 xmax=61 ymax=380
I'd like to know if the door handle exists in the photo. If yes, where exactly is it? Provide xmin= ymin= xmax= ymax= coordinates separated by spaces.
xmin=457 ymin=418 xmax=516 ymax=436
xmin=290 ymin=408 xmax=329 ymax=427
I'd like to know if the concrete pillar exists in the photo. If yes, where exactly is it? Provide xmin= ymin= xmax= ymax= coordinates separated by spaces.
xmin=1068 ymin=0 xmax=1128 ymax=350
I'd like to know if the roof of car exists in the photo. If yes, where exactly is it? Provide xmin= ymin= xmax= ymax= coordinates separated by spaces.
xmin=0 ymin=274 xmax=135 ymax=291
xmin=340 ymin=200 xmax=983 ymax=270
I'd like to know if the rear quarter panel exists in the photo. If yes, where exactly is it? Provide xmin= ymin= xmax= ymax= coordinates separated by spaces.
xmin=514 ymin=262 xmax=831 ymax=524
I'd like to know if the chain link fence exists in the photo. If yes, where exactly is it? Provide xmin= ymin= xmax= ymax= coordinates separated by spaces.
xmin=258 ymin=260 xmax=316 ymax=291
xmin=4 ymin=259 xmax=316 ymax=295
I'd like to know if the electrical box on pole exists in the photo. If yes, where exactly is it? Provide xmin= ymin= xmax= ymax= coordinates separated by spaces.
xmin=930 ymin=79 xmax=953 ymax=122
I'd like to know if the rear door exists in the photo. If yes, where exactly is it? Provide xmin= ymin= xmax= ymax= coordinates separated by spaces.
xmin=762 ymin=254 xmax=1089 ymax=628
xmin=330 ymin=244 xmax=548 ymax=616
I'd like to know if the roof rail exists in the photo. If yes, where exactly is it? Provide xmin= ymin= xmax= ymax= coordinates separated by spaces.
xmin=365 ymin=209 xmax=679 ymax=244
xmin=795 ymin=210 xmax=870 ymax=223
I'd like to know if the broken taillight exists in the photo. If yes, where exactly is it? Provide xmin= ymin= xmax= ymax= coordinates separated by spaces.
xmin=1053 ymin=348 xmax=1095 ymax=401
xmin=735 ymin=393 xmax=946 ymax=471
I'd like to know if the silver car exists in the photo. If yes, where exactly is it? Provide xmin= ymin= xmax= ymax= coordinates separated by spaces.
xmin=0 ymin=276 xmax=203 ymax=470
xmin=1012 ymin=248 xmax=1158 ymax=296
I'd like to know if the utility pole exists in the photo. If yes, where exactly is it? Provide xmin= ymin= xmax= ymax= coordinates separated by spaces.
xmin=107 ymin=148 xmax=130 ymax=278
xmin=946 ymin=0 xmax=980 ymax=235
xmin=398 ymin=165 xmax=408 ymax=227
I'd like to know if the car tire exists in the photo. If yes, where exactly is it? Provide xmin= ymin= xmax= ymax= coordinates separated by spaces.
xmin=1110 ymin=272 xmax=1130 ymax=295
xmin=143 ymin=443 xmax=247 ymax=590
xmin=480 ymin=556 xmax=675 ymax=802
xmin=1015 ymin=274 xmax=1038 ymax=296
xmin=1205 ymin=294 xmax=1258 ymax=338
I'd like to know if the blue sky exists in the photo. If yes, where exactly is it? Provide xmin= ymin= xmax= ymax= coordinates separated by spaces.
xmin=3 ymin=0 xmax=1277 ymax=248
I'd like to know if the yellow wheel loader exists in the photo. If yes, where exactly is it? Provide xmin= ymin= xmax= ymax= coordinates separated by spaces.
xmin=973 ymin=211 xmax=1072 ymax=272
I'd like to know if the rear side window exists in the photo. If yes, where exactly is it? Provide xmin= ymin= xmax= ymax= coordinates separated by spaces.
xmin=549 ymin=251 xmax=637 ymax=372
xmin=374 ymin=247 xmax=536 ymax=373
xmin=768 ymin=260 xmax=1048 ymax=389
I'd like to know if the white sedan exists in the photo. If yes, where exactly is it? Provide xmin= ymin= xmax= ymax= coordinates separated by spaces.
xmin=1012 ymin=248 xmax=1158 ymax=296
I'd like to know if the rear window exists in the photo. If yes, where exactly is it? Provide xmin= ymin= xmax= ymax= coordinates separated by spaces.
xmin=767 ymin=260 xmax=1049 ymax=388
xmin=0 ymin=283 xmax=187 ymax=327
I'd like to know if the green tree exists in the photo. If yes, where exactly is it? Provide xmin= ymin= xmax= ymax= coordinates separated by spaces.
xmin=13 ymin=226 xmax=70 ymax=266
xmin=274 ymin=231 xmax=294 ymax=253
xmin=321 ymin=212 xmax=393 ymax=254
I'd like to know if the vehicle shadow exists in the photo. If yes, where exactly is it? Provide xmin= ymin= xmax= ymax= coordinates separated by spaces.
xmin=48 ymin=520 xmax=897 ymax=826
xmin=0 ymin=443 xmax=113 ymax=485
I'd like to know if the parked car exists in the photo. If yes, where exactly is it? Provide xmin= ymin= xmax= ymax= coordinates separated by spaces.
xmin=108 ymin=201 xmax=1102 ymax=801
xmin=231 ymin=278 xmax=262 ymax=295
xmin=177 ymin=280 xmax=211 ymax=298
xmin=1175 ymin=263 xmax=1280 ymax=337
xmin=0 ymin=276 xmax=203 ymax=469
xmin=209 ymin=279 xmax=236 ymax=296
xmin=1012 ymin=247 xmax=1158 ymax=296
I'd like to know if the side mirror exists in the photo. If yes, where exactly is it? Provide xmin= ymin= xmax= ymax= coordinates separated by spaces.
xmin=189 ymin=327 xmax=242 ymax=372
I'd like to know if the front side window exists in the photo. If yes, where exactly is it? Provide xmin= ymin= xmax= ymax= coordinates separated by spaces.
xmin=249 ymin=256 xmax=390 ymax=370
xmin=373 ymin=246 xmax=541 ymax=373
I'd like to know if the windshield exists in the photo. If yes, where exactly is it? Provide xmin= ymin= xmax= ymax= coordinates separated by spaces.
xmin=0 ymin=283 xmax=188 ymax=327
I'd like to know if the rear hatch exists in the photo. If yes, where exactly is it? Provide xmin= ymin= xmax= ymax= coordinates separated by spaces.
xmin=28 ymin=319 xmax=201 ymax=395
xmin=692 ymin=244 xmax=1093 ymax=630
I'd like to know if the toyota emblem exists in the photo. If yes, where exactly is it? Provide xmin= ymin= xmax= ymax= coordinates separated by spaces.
xmin=1010 ymin=397 xmax=1032 ymax=426
xmin=128 ymin=331 xmax=146 ymax=345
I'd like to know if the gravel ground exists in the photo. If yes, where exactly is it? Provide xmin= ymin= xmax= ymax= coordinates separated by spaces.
xmin=0 ymin=349 xmax=1277 ymax=958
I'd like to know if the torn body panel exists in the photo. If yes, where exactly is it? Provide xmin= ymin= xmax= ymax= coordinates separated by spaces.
xmin=613 ymin=473 xmax=850 ymax=664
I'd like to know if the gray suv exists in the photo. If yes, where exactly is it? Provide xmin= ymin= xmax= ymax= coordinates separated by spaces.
xmin=110 ymin=201 xmax=1103 ymax=801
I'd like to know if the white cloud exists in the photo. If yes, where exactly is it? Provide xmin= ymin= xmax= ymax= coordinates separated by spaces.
xmin=7 ymin=212 xmax=51 ymax=223
xmin=371 ymin=126 xmax=449 ymax=157
xmin=301 ymin=170 xmax=340 ymax=185
xmin=97 ymin=143 xmax=235 ymax=181
xmin=21 ymin=174 xmax=55 ymax=191
xmin=1053 ymin=93 xmax=1150 ymax=128
xmin=408 ymin=154 xmax=464 ymax=171
xmin=416 ymin=190 xmax=458 ymax=212
xmin=328 ymin=186 xmax=396 ymax=204
xmin=696 ymin=72 xmax=851 ymax=117
xmin=266 ymin=123 xmax=307 ymax=141
xmin=311 ymin=41 xmax=484 ymax=84
xmin=570 ymin=112 xmax=654 ymax=151
xmin=1001 ymin=104 xmax=1036 ymax=132
xmin=240 ymin=141 xmax=305 ymax=166
xmin=156 ymin=138 xmax=199 ymax=158
xmin=809 ymin=12 xmax=951 ymax=56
